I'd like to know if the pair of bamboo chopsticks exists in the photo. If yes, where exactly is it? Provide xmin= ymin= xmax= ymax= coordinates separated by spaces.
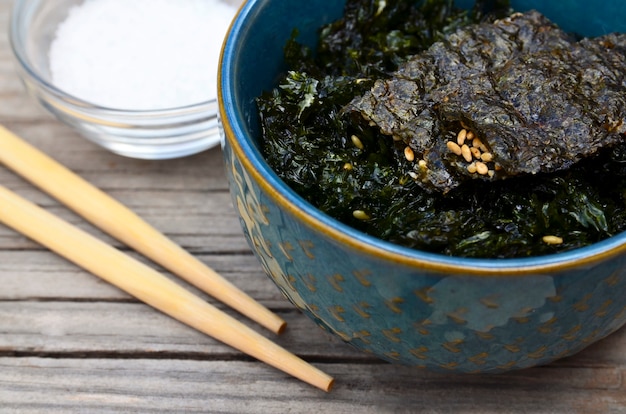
xmin=0 ymin=125 xmax=334 ymax=392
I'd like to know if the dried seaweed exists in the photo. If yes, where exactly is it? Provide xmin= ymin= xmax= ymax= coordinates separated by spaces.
xmin=257 ymin=0 xmax=626 ymax=258
xmin=348 ymin=11 xmax=626 ymax=192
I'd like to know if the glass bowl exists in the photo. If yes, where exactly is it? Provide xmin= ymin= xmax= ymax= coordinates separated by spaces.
xmin=9 ymin=0 xmax=238 ymax=160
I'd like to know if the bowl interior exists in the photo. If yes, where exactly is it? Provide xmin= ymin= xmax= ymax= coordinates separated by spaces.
xmin=464 ymin=0 xmax=626 ymax=37
xmin=220 ymin=0 xmax=626 ymax=267
xmin=221 ymin=1 xmax=346 ymax=154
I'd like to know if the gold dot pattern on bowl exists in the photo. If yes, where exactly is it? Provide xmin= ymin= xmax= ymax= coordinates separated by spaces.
xmin=224 ymin=142 xmax=626 ymax=373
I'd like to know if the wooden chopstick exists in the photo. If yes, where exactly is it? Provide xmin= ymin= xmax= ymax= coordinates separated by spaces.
xmin=0 ymin=126 xmax=285 ymax=335
xmin=0 ymin=184 xmax=334 ymax=392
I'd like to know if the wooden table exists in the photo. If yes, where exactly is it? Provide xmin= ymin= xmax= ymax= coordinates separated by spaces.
xmin=1 ymin=2 xmax=625 ymax=412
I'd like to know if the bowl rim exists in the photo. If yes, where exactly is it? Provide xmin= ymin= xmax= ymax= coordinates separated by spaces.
xmin=8 ymin=0 xmax=217 ymax=115
xmin=218 ymin=0 xmax=626 ymax=276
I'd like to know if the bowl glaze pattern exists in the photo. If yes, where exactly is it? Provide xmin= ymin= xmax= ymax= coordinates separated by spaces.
xmin=219 ymin=0 xmax=626 ymax=372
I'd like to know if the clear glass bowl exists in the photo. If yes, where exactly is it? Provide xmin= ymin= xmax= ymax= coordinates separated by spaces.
xmin=9 ymin=0 xmax=222 ymax=160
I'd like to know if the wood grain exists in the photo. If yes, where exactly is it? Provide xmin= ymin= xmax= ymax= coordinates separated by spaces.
xmin=0 ymin=358 xmax=624 ymax=414
xmin=0 ymin=0 xmax=625 ymax=411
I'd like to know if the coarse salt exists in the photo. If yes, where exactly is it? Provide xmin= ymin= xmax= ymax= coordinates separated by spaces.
xmin=49 ymin=0 xmax=239 ymax=110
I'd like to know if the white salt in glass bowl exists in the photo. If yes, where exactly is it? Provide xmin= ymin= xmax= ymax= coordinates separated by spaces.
xmin=9 ymin=0 xmax=239 ymax=160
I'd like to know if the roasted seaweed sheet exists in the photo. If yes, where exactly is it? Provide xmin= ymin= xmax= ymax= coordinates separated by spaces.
xmin=348 ymin=11 xmax=626 ymax=192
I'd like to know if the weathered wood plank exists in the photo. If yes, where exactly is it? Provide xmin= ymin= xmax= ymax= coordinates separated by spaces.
xmin=0 ymin=251 xmax=287 ymax=305
xmin=0 ymin=187 xmax=250 ymax=253
xmin=0 ymin=300 xmax=624 ymax=366
xmin=0 ymin=121 xmax=230 ymax=191
xmin=0 ymin=301 xmax=370 ymax=360
xmin=0 ymin=358 xmax=624 ymax=414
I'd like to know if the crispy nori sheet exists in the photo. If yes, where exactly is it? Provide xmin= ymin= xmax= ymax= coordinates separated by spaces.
xmin=348 ymin=11 xmax=626 ymax=192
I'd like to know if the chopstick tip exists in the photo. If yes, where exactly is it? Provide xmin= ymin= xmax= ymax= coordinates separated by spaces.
xmin=262 ymin=312 xmax=287 ymax=335
xmin=275 ymin=320 xmax=287 ymax=335
xmin=306 ymin=368 xmax=335 ymax=392
xmin=324 ymin=377 xmax=335 ymax=393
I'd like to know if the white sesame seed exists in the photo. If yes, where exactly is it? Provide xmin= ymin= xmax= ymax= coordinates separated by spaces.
xmin=457 ymin=129 xmax=467 ymax=145
xmin=461 ymin=144 xmax=473 ymax=162
xmin=542 ymin=235 xmax=564 ymax=245
xmin=481 ymin=152 xmax=494 ymax=162
xmin=476 ymin=161 xmax=489 ymax=175
xmin=404 ymin=146 xmax=415 ymax=162
xmin=351 ymin=135 xmax=364 ymax=150
xmin=353 ymin=210 xmax=371 ymax=221
xmin=447 ymin=141 xmax=462 ymax=156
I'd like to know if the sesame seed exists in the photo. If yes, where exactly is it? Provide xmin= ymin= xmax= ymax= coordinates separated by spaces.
xmin=476 ymin=161 xmax=489 ymax=175
xmin=471 ymin=147 xmax=481 ymax=159
xmin=446 ymin=141 xmax=462 ymax=156
xmin=353 ymin=210 xmax=371 ymax=221
xmin=343 ymin=163 xmax=353 ymax=171
xmin=351 ymin=135 xmax=364 ymax=150
xmin=418 ymin=159 xmax=428 ymax=169
xmin=542 ymin=235 xmax=564 ymax=245
xmin=461 ymin=144 xmax=473 ymax=162
xmin=488 ymin=170 xmax=495 ymax=178
xmin=457 ymin=129 xmax=467 ymax=145
xmin=466 ymin=130 xmax=475 ymax=140
xmin=481 ymin=152 xmax=494 ymax=162
xmin=467 ymin=162 xmax=477 ymax=173
xmin=404 ymin=146 xmax=415 ymax=162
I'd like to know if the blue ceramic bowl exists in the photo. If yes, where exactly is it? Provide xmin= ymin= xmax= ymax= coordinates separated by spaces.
xmin=219 ymin=0 xmax=626 ymax=373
